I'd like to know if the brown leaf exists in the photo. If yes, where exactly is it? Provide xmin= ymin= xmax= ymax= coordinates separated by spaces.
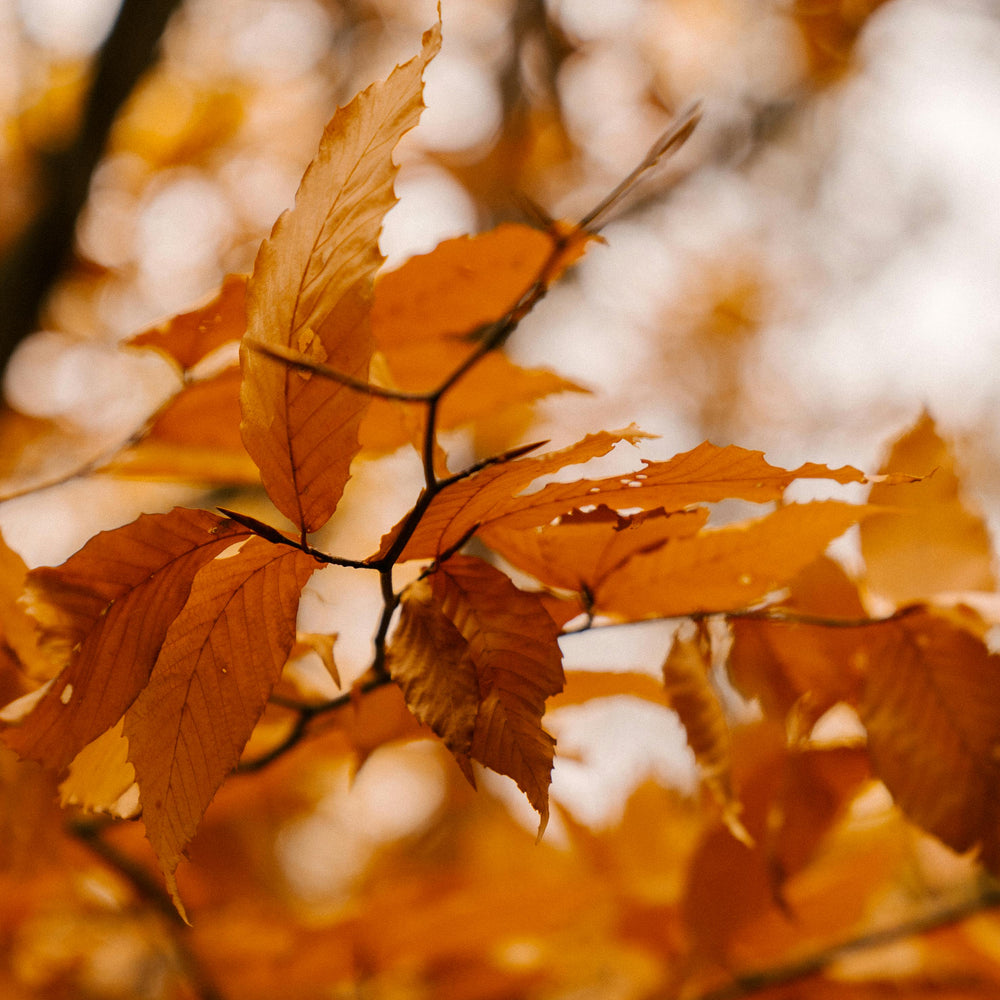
xmin=858 ymin=607 xmax=1000 ymax=871
xmin=429 ymin=556 xmax=565 ymax=833
xmin=3 ymin=509 xmax=249 ymax=773
xmin=727 ymin=558 xmax=869 ymax=736
xmin=373 ymin=427 xmax=649 ymax=561
xmin=595 ymin=502 xmax=874 ymax=620
xmin=663 ymin=623 xmax=750 ymax=846
xmin=861 ymin=412 xmax=994 ymax=605
xmin=122 ymin=535 xmax=317 ymax=909
xmin=480 ymin=505 xmax=707 ymax=594
xmin=386 ymin=578 xmax=479 ymax=780
xmin=128 ymin=274 xmax=247 ymax=372
xmin=240 ymin=22 xmax=441 ymax=534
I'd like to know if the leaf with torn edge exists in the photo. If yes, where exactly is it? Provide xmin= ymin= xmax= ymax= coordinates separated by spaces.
xmin=240 ymin=22 xmax=442 ymax=534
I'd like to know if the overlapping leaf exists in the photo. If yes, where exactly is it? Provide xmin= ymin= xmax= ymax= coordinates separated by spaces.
xmin=858 ymin=607 xmax=1000 ymax=871
xmin=3 ymin=509 xmax=250 ymax=772
xmin=373 ymin=427 xmax=649 ymax=561
xmin=388 ymin=555 xmax=564 ymax=830
xmin=594 ymin=502 xmax=874 ymax=620
xmin=240 ymin=23 xmax=441 ymax=534
xmin=122 ymin=535 xmax=317 ymax=907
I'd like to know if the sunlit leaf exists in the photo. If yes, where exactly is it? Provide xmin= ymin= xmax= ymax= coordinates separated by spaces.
xmin=240 ymin=23 xmax=441 ymax=534
xmin=123 ymin=535 xmax=317 ymax=910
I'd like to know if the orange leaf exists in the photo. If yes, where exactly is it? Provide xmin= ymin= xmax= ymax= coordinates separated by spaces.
xmin=861 ymin=412 xmax=994 ymax=605
xmin=109 ymin=367 xmax=258 ymax=485
xmin=387 ymin=578 xmax=479 ymax=781
xmin=663 ymin=623 xmax=750 ymax=846
xmin=373 ymin=427 xmax=649 ymax=561
xmin=0 ymin=527 xmax=51 ymax=680
xmin=122 ymin=535 xmax=317 ymax=909
xmin=858 ymin=607 xmax=1000 ymax=871
xmin=429 ymin=556 xmax=564 ymax=833
xmin=595 ymin=502 xmax=873 ymax=620
xmin=128 ymin=273 xmax=247 ymax=372
xmin=480 ymin=505 xmax=707 ymax=594
xmin=484 ymin=441 xmax=870 ymax=534
xmin=3 ymin=509 xmax=250 ymax=773
xmin=240 ymin=22 xmax=441 ymax=534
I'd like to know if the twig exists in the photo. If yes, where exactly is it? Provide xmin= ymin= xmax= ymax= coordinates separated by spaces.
xmin=679 ymin=880 xmax=1000 ymax=1000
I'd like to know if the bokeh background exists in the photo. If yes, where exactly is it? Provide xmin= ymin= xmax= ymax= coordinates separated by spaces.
xmin=2 ymin=3 xmax=1000 ymax=995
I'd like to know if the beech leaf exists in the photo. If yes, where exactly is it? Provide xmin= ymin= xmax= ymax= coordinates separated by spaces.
xmin=3 ymin=509 xmax=250 ymax=773
xmin=858 ymin=608 xmax=1000 ymax=871
xmin=595 ymin=501 xmax=874 ymax=620
xmin=240 ymin=22 xmax=441 ymax=534
xmin=427 ymin=556 xmax=565 ymax=833
xmin=122 ymin=535 xmax=318 ymax=909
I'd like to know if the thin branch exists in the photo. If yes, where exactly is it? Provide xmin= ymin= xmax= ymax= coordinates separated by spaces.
xmin=578 ymin=102 xmax=703 ymax=231
xmin=69 ymin=816 xmax=227 ymax=1000
xmin=244 ymin=340 xmax=431 ymax=401
xmin=681 ymin=880 xmax=1000 ymax=1000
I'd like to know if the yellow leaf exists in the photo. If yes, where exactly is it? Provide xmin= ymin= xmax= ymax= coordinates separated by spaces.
xmin=240 ymin=22 xmax=442 ymax=535
xmin=862 ymin=411 xmax=994 ymax=605
xmin=58 ymin=720 xmax=139 ymax=818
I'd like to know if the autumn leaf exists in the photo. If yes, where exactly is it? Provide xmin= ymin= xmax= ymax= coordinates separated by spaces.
xmin=400 ymin=556 xmax=565 ymax=832
xmin=128 ymin=273 xmax=247 ymax=372
xmin=481 ymin=443 xmax=871 ymax=538
xmin=480 ymin=505 xmax=708 ymax=595
xmin=0 ymin=527 xmax=51 ymax=680
xmin=727 ymin=558 xmax=870 ymax=736
xmin=663 ymin=623 xmax=750 ymax=846
xmin=861 ymin=411 xmax=995 ymax=605
xmin=858 ymin=607 xmax=1000 ymax=871
xmin=240 ymin=21 xmax=442 ymax=535
xmin=58 ymin=720 xmax=137 ymax=818
xmin=386 ymin=578 xmax=479 ymax=781
xmin=373 ymin=426 xmax=650 ymax=561
xmin=109 ymin=367 xmax=258 ymax=485
xmin=3 ymin=509 xmax=251 ymax=773
xmin=122 ymin=534 xmax=318 ymax=909
xmin=595 ymin=502 xmax=874 ymax=620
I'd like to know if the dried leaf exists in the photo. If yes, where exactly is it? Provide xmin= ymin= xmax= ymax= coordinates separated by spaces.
xmin=862 ymin=412 xmax=994 ymax=605
xmin=858 ymin=607 xmax=1000 ymax=871
xmin=429 ymin=556 xmax=565 ymax=833
xmin=0 ymin=527 xmax=52 ymax=679
xmin=240 ymin=23 xmax=441 ymax=534
xmin=663 ymin=624 xmax=750 ymax=846
xmin=3 ymin=509 xmax=249 ymax=773
xmin=596 ymin=502 xmax=874 ymax=620
xmin=123 ymin=535 xmax=317 ymax=908
xmin=387 ymin=578 xmax=479 ymax=779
